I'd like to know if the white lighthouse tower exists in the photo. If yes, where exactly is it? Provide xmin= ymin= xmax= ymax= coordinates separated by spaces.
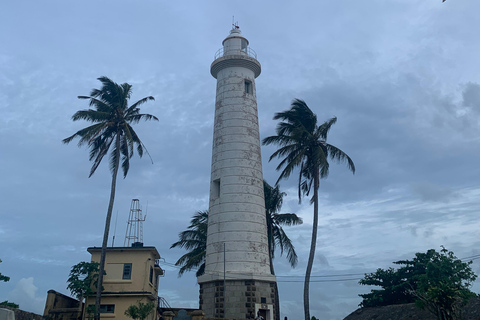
xmin=197 ymin=26 xmax=277 ymax=320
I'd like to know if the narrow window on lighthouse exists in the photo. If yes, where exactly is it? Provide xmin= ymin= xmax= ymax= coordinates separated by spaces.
xmin=212 ymin=179 xmax=220 ymax=199
xmin=244 ymin=80 xmax=252 ymax=94
xmin=241 ymin=39 xmax=248 ymax=53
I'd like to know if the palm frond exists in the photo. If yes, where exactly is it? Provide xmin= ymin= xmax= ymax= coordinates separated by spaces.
xmin=272 ymin=213 xmax=303 ymax=226
xmin=127 ymin=97 xmax=156 ymax=116
xmin=71 ymin=109 xmax=111 ymax=123
xmin=316 ymin=117 xmax=337 ymax=140
xmin=325 ymin=143 xmax=356 ymax=174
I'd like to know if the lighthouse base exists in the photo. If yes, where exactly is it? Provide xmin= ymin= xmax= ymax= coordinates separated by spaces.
xmin=199 ymin=279 xmax=277 ymax=320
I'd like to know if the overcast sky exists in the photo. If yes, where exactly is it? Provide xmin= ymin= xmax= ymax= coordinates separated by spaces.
xmin=1 ymin=1 xmax=480 ymax=319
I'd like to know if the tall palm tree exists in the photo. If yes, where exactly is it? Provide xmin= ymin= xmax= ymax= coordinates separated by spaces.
xmin=170 ymin=210 xmax=208 ymax=277
xmin=262 ymin=99 xmax=355 ymax=320
xmin=170 ymin=181 xmax=302 ymax=278
xmin=63 ymin=76 xmax=158 ymax=320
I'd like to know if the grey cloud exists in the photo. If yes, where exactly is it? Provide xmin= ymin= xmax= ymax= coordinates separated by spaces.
xmin=410 ymin=181 xmax=455 ymax=202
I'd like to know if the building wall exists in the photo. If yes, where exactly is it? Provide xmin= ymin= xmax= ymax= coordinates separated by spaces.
xmin=85 ymin=247 xmax=161 ymax=320
xmin=84 ymin=296 xmax=154 ymax=320
xmin=88 ymin=248 xmax=160 ymax=295
xmin=43 ymin=289 xmax=82 ymax=320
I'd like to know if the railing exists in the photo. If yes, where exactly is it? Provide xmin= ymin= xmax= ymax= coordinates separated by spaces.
xmin=157 ymin=296 xmax=172 ymax=310
xmin=214 ymin=47 xmax=257 ymax=60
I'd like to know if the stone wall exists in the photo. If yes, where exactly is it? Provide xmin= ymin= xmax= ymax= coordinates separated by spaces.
xmin=199 ymin=280 xmax=275 ymax=319
xmin=0 ymin=306 xmax=43 ymax=320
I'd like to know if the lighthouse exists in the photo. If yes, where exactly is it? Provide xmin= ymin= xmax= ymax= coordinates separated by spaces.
xmin=197 ymin=26 xmax=277 ymax=320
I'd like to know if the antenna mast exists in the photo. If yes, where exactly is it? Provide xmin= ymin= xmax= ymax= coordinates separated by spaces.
xmin=124 ymin=199 xmax=145 ymax=246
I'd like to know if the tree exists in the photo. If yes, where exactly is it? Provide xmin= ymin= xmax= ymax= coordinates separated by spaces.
xmin=359 ymin=247 xmax=477 ymax=320
xmin=170 ymin=181 xmax=303 ymax=279
xmin=263 ymin=180 xmax=303 ymax=275
xmin=0 ymin=259 xmax=10 ymax=283
xmin=170 ymin=210 xmax=208 ymax=277
xmin=63 ymin=76 xmax=158 ymax=320
xmin=124 ymin=301 xmax=155 ymax=320
xmin=264 ymin=180 xmax=303 ymax=320
xmin=0 ymin=301 xmax=19 ymax=308
xmin=263 ymin=99 xmax=355 ymax=320
xmin=67 ymin=261 xmax=103 ymax=306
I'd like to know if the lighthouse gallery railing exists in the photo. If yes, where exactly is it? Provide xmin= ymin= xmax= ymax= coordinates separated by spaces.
xmin=214 ymin=47 xmax=257 ymax=60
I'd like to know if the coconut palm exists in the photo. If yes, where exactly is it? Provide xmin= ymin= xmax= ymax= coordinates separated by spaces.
xmin=262 ymin=99 xmax=355 ymax=320
xmin=63 ymin=76 xmax=157 ymax=320
xmin=263 ymin=180 xmax=303 ymax=275
xmin=170 ymin=210 xmax=208 ymax=277
xmin=171 ymin=181 xmax=302 ymax=279
xmin=264 ymin=180 xmax=302 ymax=320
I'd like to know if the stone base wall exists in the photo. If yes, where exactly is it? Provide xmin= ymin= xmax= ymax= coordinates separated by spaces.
xmin=199 ymin=280 xmax=276 ymax=320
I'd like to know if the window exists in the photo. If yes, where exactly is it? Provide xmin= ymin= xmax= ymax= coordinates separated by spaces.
xmin=261 ymin=297 xmax=266 ymax=304
xmin=89 ymin=305 xmax=115 ymax=314
xmin=212 ymin=179 xmax=220 ymax=199
xmin=241 ymin=39 xmax=248 ymax=52
xmin=149 ymin=266 xmax=153 ymax=284
xmin=244 ymin=80 xmax=252 ymax=94
xmin=123 ymin=263 xmax=132 ymax=280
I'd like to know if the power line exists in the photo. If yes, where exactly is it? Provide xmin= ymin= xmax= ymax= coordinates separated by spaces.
xmin=278 ymin=278 xmax=361 ymax=283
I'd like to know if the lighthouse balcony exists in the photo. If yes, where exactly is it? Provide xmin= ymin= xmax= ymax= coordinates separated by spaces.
xmin=214 ymin=47 xmax=257 ymax=60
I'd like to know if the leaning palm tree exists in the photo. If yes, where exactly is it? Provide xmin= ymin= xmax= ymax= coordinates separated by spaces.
xmin=262 ymin=99 xmax=355 ymax=320
xmin=63 ymin=76 xmax=158 ymax=320
xmin=170 ymin=210 xmax=208 ymax=277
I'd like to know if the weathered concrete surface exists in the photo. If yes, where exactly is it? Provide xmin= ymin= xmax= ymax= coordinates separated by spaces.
xmin=198 ymin=27 xmax=276 ymax=320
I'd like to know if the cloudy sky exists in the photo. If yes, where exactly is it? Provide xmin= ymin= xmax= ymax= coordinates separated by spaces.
xmin=1 ymin=1 xmax=480 ymax=319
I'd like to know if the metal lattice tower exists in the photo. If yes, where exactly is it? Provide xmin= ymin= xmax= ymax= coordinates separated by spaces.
xmin=124 ymin=199 xmax=145 ymax=246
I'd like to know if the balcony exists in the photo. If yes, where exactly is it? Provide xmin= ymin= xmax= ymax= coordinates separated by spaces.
xmin=214 ymin=47 xmax=257 ymax=60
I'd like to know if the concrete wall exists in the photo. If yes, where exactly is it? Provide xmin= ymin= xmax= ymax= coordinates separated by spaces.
xmin=0 ymin=307 xmax=43 ymax=320
xmin=43 ymin=289 xmax=82 ymax=320
xmin=85 ymin=246 xmax=161 ymax=320
xmin=88 ymin=247 xmax=161 ymax=295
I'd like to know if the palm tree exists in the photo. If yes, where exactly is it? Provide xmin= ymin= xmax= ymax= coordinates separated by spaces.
xmin=170 ymin=181 xmax=302 ymax=279
xmin=262 ymin=99 xmax=355 ymax=320
xmin=263 ymin=180 xmax=303 ymax=275
xmin=63 ymin=76 xmax=158 ymax=320
xmin=170 ymin=210 xmax=208 ymax=277
xmin=264 ymin=180 xmax=302 ymax=320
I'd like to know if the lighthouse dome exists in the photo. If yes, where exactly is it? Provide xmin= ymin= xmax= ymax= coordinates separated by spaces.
xmin=222 ymin=28 xmax=249 ymax=56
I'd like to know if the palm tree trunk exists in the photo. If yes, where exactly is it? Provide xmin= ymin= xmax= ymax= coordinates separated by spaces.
xmin=268 ymin=231 xmax=280 ymax=320
xmin=94 ymin=135 xmax=120 ymax=320
xmin=304 ymin=168 xmax=319 ymax=320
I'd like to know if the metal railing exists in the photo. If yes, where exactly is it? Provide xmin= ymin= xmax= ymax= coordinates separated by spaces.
xmin=214 ymin=47 xmax=257 ymax=60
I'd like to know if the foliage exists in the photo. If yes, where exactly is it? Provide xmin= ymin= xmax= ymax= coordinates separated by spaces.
xmin=0 ymin=259 xmax=10 ymax=283
xmin=263 ymin=99 xmax=355 ymax=320
xmin=67 ymin=261 xmax=103 ymax=301
xmin=124 ymin=301 xmax=155 ymax=320
xmin=311 ymin=317 xmax=318 ymax=320
xmin=359 ymin=247 xmax=477 ymax=320
xmin=0 ymin=301 xmax=19 ymax=308
xmin=170 ymin=210 xmax=208 ymax=277
xmin=63 ymin=76 xmax=157 ymax=320
xmin=264 ymin=180 xmax=303 ymax=271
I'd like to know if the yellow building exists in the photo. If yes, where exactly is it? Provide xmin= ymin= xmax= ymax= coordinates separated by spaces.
xmin=84 ymin=244 xmax=163 ymax=320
